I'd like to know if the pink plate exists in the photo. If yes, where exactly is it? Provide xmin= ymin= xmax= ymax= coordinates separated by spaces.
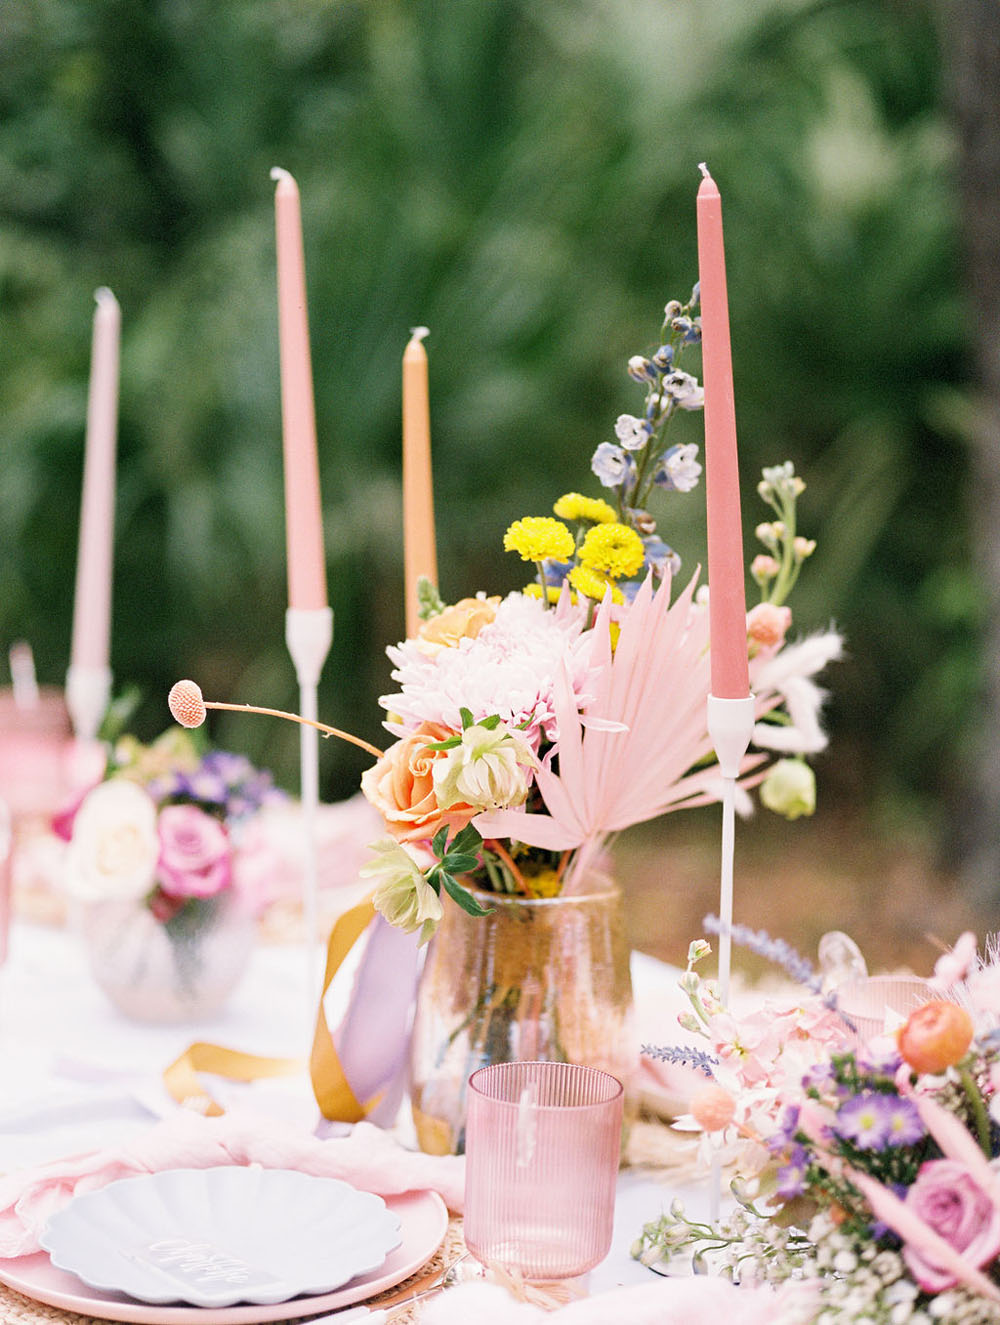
xmin=0 ymin=1188 xmax=448 ymax=1324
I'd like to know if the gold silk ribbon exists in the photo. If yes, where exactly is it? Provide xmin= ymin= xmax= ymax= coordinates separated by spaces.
xmin=309 ymin=892 xmax=381 ymax=1121
xmin=163 ymin=893 xmax=380 ymax=1120
xmin=163 ymin=1042 xmax=303 ymax=1116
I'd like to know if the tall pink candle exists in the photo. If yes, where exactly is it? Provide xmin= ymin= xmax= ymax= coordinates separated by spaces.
xmin=697 ymin=166 xmax=749 ymax=700
xmin=402 ymin=328 xmax=437 ymax=639
xmin=271 ymin=168 xmax=327 ymax=611
xmin=70 ymin=287 xmax=120 ymax=673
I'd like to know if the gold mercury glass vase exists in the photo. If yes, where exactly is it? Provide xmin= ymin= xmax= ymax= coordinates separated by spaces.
xmin=410 ymin=873 xmax=638 ymax=1155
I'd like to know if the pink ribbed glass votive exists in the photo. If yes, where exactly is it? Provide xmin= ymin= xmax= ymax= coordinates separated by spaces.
xmin=464 ymin=1061 xmax=624 ymax=1280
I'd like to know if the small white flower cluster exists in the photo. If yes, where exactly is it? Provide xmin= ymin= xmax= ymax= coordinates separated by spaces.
xmin=632 ymin=1205 xmax=1000 ymax=1324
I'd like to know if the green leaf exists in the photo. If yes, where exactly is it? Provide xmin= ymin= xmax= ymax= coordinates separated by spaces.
xmin=440 ymin=871 xmax=493 ymax=916
xmin=431 ymin=825 xmax=450 ymax=859
xmin=459 ymin=707 xmax=474 ymax=729
xmin=442 ymin=853 xmax=479 ymax=874
xmin=480 ymin=714 xmax=502 ymax=730
xmin=417 ymin=577 xmax=446 ymax=621
xmin=422 ymin=736 xmax=463 ymax=751
xmin=448 ymin=824 xmax=484 ymax=855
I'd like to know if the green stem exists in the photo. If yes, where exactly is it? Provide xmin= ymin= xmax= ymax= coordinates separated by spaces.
xmin=959 ymin=1063 xmax=992 ymax=1156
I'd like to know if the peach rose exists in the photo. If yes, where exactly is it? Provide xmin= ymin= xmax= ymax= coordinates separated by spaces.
xmin=746 ymin=601 xmax=792 ymax=652
xmin=417 ymin=597 xmax=500 ymax=654
xmin=361 ymin=723 xmax=477 ymax=844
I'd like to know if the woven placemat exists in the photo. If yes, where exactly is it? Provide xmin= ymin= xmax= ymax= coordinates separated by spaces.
xmin=0 ymin=1219 xmax=466 ymax=1325
xmin=0 ymin=1115 xmax=687 ymax=1324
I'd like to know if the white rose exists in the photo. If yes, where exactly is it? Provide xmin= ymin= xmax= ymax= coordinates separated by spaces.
xmin=432 ymin=723 xmax=538 ymax=812
xmin=67 ymin=779 xmax=159 ymax=902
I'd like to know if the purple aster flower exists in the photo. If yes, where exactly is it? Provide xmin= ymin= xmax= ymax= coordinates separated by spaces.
xmin=802 ymin=1062 xmax=835 ymax=1090
xmin=776 ymin=1145 xmax=809 ymax=1199
xmin=179 ymin=769 xmax=228 ymax=805
xmin=856 ymin=1042 xmax=903 ymax=1076
xmin=882 ymin=1095 xmax=925 ymax=1147
xmin=768 ymin=1104 xmax=801 ymax=1150
xmin=834 ymin=1091 xmax=893 ymax=1150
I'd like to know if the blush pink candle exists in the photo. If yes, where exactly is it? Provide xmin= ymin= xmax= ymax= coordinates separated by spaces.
xmin=402 ymin=329 xmax=437 ymax=638
xmin=697 ymin=166 xmax=750 ymax=699
xmin=70 ymin=287 xmax=120 ymax=674
xmin=271 ymin=168 xmax=327 ymax=611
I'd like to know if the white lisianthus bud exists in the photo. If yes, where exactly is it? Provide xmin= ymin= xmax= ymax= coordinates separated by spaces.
xmin=760 ymin=758 xmax=816 ymax=820
xmin=433 ymin=722 xmax=538 ymax=812
xmin=687 ymin=938 xmax=712 ymax=965
xmin=678 ymin=970 xmax=701 ymax=996
xmin=360 ymin=838 xmax=443 ymax=944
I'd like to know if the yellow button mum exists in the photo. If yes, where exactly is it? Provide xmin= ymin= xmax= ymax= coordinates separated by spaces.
xmin=503 ymin=517 xmax=574 ymax=563
xmin=578 ymin=522 xmax=645 ymax=578
xmin=552 ymin=492 xmax=617 ymax=524
xmin=569 ymin=565 xmax=624 ymax=604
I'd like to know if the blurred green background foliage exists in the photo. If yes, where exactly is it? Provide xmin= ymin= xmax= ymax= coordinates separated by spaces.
xmin=0 ymin=0 xmax=977 ymax=842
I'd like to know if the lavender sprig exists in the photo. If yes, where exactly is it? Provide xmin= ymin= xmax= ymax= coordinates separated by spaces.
xmin=702 ymin=915 xmax=823 ymax=994
xmin=642 ymin=1042 xmax=719 ymax=1077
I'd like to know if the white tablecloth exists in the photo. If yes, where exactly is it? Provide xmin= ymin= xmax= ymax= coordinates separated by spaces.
xmin=0 ymin=922 xmax=704 ymax=1299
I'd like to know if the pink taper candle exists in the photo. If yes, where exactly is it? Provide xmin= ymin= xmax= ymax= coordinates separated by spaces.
xmin=271 ymin=168 xmax=328 ymax=611
xmin=402 ymin=328 xmax=437 ymax=638
xmin=70 ymin=288 xmax=120 ymax=674
xmin=697 ymin=165 xmax=750 ymax=699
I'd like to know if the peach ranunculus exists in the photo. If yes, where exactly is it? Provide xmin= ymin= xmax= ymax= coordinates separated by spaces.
xmin=416 ymin=596 xmax=501 ymax=655
xmin=360 ymin=722 xmax=477 ymax=844
xmin=746 ymin=601 xmax=792 ymax=654
xmin=897 ymin=1001 xmax=975 ymax=1075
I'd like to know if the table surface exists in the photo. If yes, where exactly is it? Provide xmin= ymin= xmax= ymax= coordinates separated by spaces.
xmin=0 ymin=920 xmax=705 ymax=1307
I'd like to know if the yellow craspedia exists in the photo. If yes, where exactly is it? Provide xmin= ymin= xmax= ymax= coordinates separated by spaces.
xmin=569 ymin=564 xmax=624 ymax=604
xmin=503 ymin=517 xmax=575 ymax=563
xmin=579 ymin=522 xmax=645 ymax=579
xmin=553 ymin=492 xmax=617 ymax=524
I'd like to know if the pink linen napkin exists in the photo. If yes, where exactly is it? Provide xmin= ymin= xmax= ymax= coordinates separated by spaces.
xmin=419 ymin=1277 xmax=818 ymax=1324
xmin=0 ymin=1109 xmax=465 ymax=1258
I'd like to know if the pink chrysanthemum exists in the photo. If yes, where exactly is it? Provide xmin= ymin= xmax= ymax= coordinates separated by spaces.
xmin=380 ymin=592 xmax=599 ymax=750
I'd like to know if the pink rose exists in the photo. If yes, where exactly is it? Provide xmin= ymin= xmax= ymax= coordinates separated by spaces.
xmin=746 ymin=602 xmax=792 ymax=653
xmin=902 ymin=1159 xmax=1000 ymax=1292
xmin=156 ymin=803 xmax=232 ymax=899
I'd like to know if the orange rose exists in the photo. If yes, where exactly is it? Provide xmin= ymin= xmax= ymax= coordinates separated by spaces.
xmin=360 ymin=723 xmax=476 ymax=844
xmin=417 ymin=597 xmax=501 ymax=654
xmin=897 ymin=1000 xmax=974 ymax=1074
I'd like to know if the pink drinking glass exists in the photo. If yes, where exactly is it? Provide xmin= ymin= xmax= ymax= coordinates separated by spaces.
xmin=464 ymin=1061 xmax=624 ymax=1280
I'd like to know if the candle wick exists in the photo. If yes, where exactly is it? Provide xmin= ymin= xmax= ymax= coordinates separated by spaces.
xmin=269 ymin=166 xmax=292 ymax=184
xmin=409 ymin=326 xmax=430 ymax=344
xmin=93 ymin=286 xmax=118 ymax=309
xmin=697 ymin=162 xmax=711 ymax=179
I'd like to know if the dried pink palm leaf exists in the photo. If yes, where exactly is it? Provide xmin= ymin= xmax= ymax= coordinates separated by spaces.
xmin=475 ymin=573 xmax=768 ymax=878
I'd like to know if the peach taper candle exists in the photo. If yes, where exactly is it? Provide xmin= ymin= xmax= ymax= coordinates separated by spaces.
xmin=402 ymin=327 xmax=437 ymax=638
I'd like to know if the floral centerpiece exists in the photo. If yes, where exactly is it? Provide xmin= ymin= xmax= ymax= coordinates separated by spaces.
xmin=354 ymin=289 xmax=841 ymax=940
xmin=168 ymin=288 xmax=842 ymax=1144
xmin=634 ymin=930 xmax=1000 ymax=1324
xmin=62 ymin=728 xmax=282 ymax=1022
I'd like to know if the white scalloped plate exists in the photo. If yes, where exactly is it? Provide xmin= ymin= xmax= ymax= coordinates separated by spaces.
xmin=37 ymin=1167 xmax=404 ymax=1308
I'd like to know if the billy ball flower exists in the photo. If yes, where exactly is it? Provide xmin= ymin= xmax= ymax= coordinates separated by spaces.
xmin=503 ymin=517 xmax=575 ymax=563
xmin=897 ymin=1000 xmax=974 ymax=1074
xmin=579 ymin=522 xmax=645 ymax=579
